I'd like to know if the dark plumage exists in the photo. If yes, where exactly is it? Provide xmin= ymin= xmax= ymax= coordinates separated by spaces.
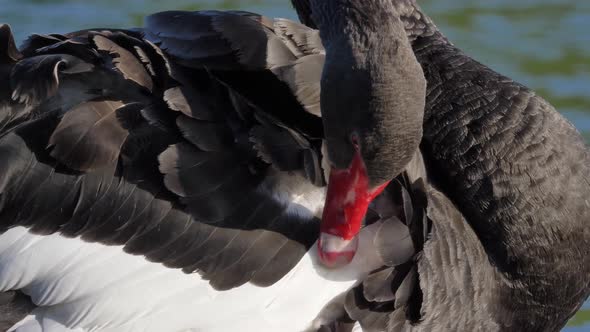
xmin=0 ymin=291 xmax=35 ymax=331
xmin=293 ymin=0 xmax=590 ymax=331
xmin=0 ymin=15 xmax=326 ymax=293
xmin=0 ymin=291 xmax=36 ymax=331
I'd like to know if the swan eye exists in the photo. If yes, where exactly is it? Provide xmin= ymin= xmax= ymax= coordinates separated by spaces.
xmin=350 ymin=132 xmax=360 ymax=150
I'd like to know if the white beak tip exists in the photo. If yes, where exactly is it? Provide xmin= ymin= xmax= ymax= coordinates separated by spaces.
xmin=318 ymin=232 xmax=359 ymax=268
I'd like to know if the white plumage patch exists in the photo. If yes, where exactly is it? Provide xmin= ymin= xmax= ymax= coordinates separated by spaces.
xmin=1 ymin=224 xmax=382 ymax=332
xmin=263 ymin=170 xmax=327 ymax=219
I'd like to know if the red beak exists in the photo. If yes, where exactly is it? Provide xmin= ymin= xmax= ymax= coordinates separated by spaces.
xmin=318 ymin=149 xmax=389 ymax=267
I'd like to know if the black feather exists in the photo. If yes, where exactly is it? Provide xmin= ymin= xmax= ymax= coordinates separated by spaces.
xmin=10 ymin=54 xmax=93 ymax=105
xmin=0 ymin=291 xmax=36 ymax=331
xmin=0 ymin=24 xmax=21 ymax=63
xmin=48 ymin=100 xmax=128 ymax=170
xmin=93 ymin=34 xmax=154 ymax=91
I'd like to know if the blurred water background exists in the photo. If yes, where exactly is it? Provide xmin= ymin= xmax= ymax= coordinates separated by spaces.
xmin=0 ymin=0 xmax=588 ymax=330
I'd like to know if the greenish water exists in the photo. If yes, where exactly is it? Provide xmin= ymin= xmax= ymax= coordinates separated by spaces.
xmin=0 ymin=0 xmax=588 ymax=330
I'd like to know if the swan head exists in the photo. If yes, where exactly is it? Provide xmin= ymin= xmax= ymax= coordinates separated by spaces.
xmin=311 ymin=0 xmax=426 ymax=267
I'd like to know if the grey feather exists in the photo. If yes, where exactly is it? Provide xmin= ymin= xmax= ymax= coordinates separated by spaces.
xmin=93 ymin=34 xmax=153 ymax=91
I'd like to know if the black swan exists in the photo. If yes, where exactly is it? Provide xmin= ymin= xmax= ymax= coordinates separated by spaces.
xmin=0 ymin=0 xmax=587 ymax=331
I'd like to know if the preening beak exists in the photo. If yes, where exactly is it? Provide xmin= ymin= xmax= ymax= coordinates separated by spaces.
xmin=318 ymin=148 xmax=389 ymax=267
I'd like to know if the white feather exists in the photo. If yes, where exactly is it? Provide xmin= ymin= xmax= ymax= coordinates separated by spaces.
xmin=2 ymin=223 xmax=381 ymax=332
xmin=263 ymin=170 xmax=326 ymax=219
